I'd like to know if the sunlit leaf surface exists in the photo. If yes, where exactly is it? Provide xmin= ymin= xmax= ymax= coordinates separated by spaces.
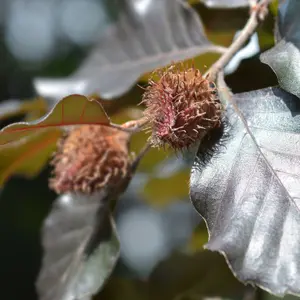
xmin=190 ymin=87 xmax=300 ymax=296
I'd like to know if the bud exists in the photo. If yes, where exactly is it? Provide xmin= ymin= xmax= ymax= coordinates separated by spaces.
xmin=142 ymin=65 xmax=222 ymax=150
xmin=49 ymin=125 xmax=131 ymax=194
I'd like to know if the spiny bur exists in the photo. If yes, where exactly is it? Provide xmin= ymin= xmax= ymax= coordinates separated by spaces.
xmin=49 ymin=125 xmax=131 ymax=195
xmin=142 ymin=64 xmax=222 ymax=150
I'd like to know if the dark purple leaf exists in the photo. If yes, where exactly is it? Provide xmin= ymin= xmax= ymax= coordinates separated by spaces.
xmin=37 ymin=192 xmax=120 ymax=300
xmin=260 ymin=0 xmax=300 ymax=98
xmin=190 ymin=87 xmax=300 ymax=297
xmin=34 ymin=0 xmax=225 ymax=100
xmin=0 ymin=94 xmax=109 ymax=147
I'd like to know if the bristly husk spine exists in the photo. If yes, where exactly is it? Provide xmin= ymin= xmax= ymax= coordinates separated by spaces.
xmin=141 ymin=63 xmax=223 ymax=150
xmin=49 ymin=125 xmax=131 ymax=195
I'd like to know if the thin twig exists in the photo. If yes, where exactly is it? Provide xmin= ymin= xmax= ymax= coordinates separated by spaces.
xmin=121 ymin=117 xmax=149 ymax=129
xmin=217 ymin=71 xmax=233 ymax=108
xmin=110 ymin=117 xmax=149 ymax=133
xmin=206 ymin=45 xmax=228 ymax=54
xmin=205 ymin=0 xmax=270 ymax=81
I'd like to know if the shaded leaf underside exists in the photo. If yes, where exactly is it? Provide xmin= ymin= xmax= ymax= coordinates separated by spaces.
xmin=37 ymin=192 xmax=120 ymax=300
xmin=190 ymin=87 xmax=300 ymax=296
xmin=34 ymin=0 xmax=223 ymax=100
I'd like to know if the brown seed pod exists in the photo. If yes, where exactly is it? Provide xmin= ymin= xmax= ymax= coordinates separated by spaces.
xmin=49 ymin=125 xmax=131 ymax=195
xmin=142 ymin=64 xmax=222 ymax=150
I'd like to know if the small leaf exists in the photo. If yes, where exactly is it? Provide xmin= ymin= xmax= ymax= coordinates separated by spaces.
xmin=261 ymin=40 xmax=300 ymax=99
xmin=0 ymin=129 xmax=61 ymax=186
xmin=0 ymin=94 xmax=109 ymax=146
xmin=37 ymin=192 xmax=120 ymax=300
xmin=200 ymin=0 xmax=248 ymax=8
xmin=260 ymin=0 xmax=300 ymax=98
xmin=34 ymin=0 xmax=224 ymax=100
xmin=190 ymin=87 xmax=300 ymax=296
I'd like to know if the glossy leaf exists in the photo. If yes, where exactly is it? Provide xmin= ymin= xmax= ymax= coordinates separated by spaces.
xmin=34 ymin=0 xmax=224 ymax=100
xmin=260 ymin=0 xmax=300 ymax=98
xmin=0 ymin=94 xmax=109 ymax=146
xmin=260 ymin=40 xmax=300 ymax=99
xmin=190 ymin=87 xmax=300 ymax=296
xmin=37 ymin=192 xmax=120 ymax=300
xmin=200 ymin=0 xmax=248 ymax=8
xmin=0 ymin=129 xmax=61 ymax=186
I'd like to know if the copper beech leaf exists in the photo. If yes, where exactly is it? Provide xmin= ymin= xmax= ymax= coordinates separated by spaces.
xmin=37 ymin=144 xmax=143 ymax=300
xmin=0 ymin=94 xmax=110 ymax=147
xmin=190 ymin=87 xmax=300 ymax=296
xmin=37 ymin=192 xmax=120 ymax=300
xmin=34 ymin=0 xmax=225 ymax=100
xmin=260 ymin=0 xmax=300 ymax=98
xmin=0 ymin=129 xmax=61 ymax=186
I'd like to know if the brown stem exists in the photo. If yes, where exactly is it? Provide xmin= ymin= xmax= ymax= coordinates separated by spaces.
xmin=217 ymin=71 xmax=233 ymax=108
xmin=110 ymin=117 xmax=149 ymax=133
xmin=205 ymin=0 xmax=270 ymax=82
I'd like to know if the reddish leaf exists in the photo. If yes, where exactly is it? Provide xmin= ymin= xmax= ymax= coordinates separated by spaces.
xmin=0 ymin=94 xmax=110 ymax=146
xmin=0 ymin=129 xmax=61 ymax=185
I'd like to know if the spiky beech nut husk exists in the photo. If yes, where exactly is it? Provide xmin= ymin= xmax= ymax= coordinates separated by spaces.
xmin=49 ymin=125 xmax=131 ymax=195
xmin=142 ymin=65 xmax=222 ymax=150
